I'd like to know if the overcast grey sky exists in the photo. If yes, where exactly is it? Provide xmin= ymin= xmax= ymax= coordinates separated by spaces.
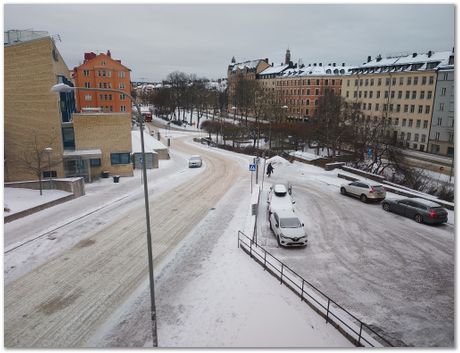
xmin=4 ymin=3 xmax=455 ymax=82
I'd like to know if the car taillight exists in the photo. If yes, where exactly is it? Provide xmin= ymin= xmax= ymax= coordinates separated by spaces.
xmin=369 ymin=187 xmax=375 ymax=193
xmin=429 ymin=210 xmax=437 ymax=218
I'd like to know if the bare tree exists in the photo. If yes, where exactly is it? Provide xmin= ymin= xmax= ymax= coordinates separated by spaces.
xmin=14 ymin=130 xmax=62 ymax=195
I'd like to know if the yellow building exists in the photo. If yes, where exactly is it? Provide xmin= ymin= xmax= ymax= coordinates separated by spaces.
xmin=342 ymin=51 xmax=452 ymax=152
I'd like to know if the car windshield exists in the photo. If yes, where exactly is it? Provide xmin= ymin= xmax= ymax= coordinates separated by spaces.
xmin=274 ymin=190 xmax=287 ymax=197
xmin=280 ymin=217 xmax=302 ymax=228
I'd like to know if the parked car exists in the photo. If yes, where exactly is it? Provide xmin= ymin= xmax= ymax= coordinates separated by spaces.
xmin=269 ymin=209 xmax=308 ymax=247
xmin=381 ymin=197 xmax=448 ymax=224
xmin=267 ymin=183 xmax=295 ymax=214
xmin=340 ymin=181 xmax=386 ymax=202
xmin=188 ymin=155 xmax=202 ymax=168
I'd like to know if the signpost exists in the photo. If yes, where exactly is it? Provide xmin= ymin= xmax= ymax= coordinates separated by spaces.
xmin=249 ymin=163 xmax=256 ymax=193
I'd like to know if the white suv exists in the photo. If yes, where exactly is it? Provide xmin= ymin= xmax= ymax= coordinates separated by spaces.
xmin=340 ymin=181 xmax=386 ymax=202
xmin=269 ymin=209 xmax=308 ymax=247
xmin=188 ymin=155 xmax=202 ymax=168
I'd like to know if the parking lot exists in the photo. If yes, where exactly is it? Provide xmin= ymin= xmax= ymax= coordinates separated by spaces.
xmin=255 ymin=169 xmax=454 ymax=347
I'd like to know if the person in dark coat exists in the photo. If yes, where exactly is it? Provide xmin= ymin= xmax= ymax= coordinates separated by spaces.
xmin=266 ymin=162 xmax=274 ymax=177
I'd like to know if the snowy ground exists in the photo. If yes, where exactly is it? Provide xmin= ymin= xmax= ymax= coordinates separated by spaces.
xmin=255 ymin=157 xmax=455 ymax=347
xmin=4 ymin=188 xmax=72 ymax=215
xmin=4 ymin=132 xmax=353 ymax=348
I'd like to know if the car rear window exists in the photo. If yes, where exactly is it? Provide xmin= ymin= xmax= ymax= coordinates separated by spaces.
xmin=373 ymin=186 xmax=384 ymax=192
xmin=280 ymin=217 xmax=302 ymax=228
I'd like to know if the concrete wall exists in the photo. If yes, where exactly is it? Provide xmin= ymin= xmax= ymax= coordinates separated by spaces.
xmin=5 ymin=178 xmax=86 ymax=197
xmin=72 ymin=113 xmax=133 ymax=176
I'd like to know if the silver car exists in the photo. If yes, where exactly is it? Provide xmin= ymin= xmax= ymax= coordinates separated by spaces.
xmin=188 ymin=155 xmax=202 ymax=168
xmin=340 ymin=181 xmax=386 ymax=202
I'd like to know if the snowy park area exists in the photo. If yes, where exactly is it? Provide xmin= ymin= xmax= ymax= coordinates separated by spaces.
xmin=4 ymin=187 xmax=72 ymax=215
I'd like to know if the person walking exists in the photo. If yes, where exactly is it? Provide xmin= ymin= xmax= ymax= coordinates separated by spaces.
xmin=266 ymin=162 xmax=274 ymax=178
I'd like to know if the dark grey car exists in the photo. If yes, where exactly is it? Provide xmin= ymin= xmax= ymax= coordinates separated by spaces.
xmin=381 ymin=197 xmax=448 ymax=224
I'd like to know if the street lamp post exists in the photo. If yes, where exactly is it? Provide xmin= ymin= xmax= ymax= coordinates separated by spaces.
xmin=231 ymin=106 xmax=236 ymax=124
xmin=44 ymin=146 xmax=53 ymax=189
xmin=51 ymin=83 xmax=158 ymax=346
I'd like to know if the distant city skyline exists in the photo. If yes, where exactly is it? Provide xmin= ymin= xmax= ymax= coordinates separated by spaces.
xmin=4 ymin=3 xmax=455 ymax=82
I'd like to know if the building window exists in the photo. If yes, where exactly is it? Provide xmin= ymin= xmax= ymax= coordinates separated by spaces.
xmin=101 ymin=60 xmax=106 ymax=66
xmin=400 ymin=132 xmax=405 ymax=140
xmin=111 ymin=153 xmax=130 ymax=165
xmin=402 ymin=119 xmax=407 ymax=127
xmin=441 ymin=87 xmax=447 ymax=96
xmin=437 ymin=117 xmax=442 ymax=125
xmin=425 ymin=106 xmax=430 ymax=114
xmin=385 ymin=78 xmax=390 ymax=86
xmin=118 ymin=71 xmax=126 ymax=78
xmin=370 ymin=78 xmax=374 ymax=86
xmin=407 ymin=132 xmax=411 ymax=141
xmin=421 ymin=76 xmax=427 ymax=85
xmin=405 ymin=91 xmax=410 ymax=99
xmin=376 ymin=91 xmax=381 ymax=98
xmin=407 ymin=77 xmax=412 ymax=85
xmin=413 ymin=77 xmax=418 ymax=85
xmin=398 ymin=91 xmax=402 ymax=99
xmin=377 ymin=78 xmax=382 ymax=86
xmin=427 ymin=91 xmax=432 ymax=99
xmin=391 ymin=91 xmax=395 ymax=99
xmin=316 ymin=79 xmax=320 ymax=85
xmin=84 ymin=82 xmax=90 ymax=88
xmin=369 ymin=91 xmax=373 ymax=98
xmin=421 ymin=134 xmax=426 ymax=142
xmin=83 ymin=69 xmax=90 ymax=76
xmin=439 ymin=103 xmax=445 ymax=111
xmin=416 ymin=119 xmax=421 ymax=128
xmin=408 ymin=119 xmax=413 ymax=127
xmin=90 ymin=158 xmax=101 ymax=167
xmin=423 ymin=120 xmax=428 ymax=128
xmin=396 ymin=104 xmax=401 ymax=112
xmin=120 ymin=94 xmax=126 ymax=100
xmin=43 ymin=170 xmax=57 ymax=178
xmin=121 ymin=105 xmax=127 ymax=112
xmin=410 ymin=105 xmax=415 ymax=113
xmin=399 ymin=77 xmax=404 ymax=85
xmin=315 ymin=99 xmax=318 ymax=106
xmin=392 ymin=78 xmax=396 ymax=85
xmin=429 ymin=76 xmax=434 ymax=85
xmin=414 ymin=133 xmax=419 ymax=142
xmin=412 ymin=91 xmax=417 ymax=99
xmin=418 ymin=105 xmax=423 ymax=114
xmin=315 ymin=88 xmax=319 ymax=95
xmin=62 ymin=127 xmax=75 ymax=150
xmin=448 ymin=132 xmax=454 ymax=143
xmin=435 ymin=132 xmax=440 ymax=141
xmin=395 ymin=118 xmax=399 ymax=125
xmin=375 ymin=103 xmax=379 ymax=111
xmin=404 ymin=105 xmax=408 ymax=113
xmin=420 ymin=91 xmax=425 ymax=99
xmin=368 ymin=103 xmax=372 ymax=110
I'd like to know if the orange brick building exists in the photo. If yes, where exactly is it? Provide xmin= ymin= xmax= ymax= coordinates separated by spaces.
xmin=73 ymin=50 xmax=132 ymax=113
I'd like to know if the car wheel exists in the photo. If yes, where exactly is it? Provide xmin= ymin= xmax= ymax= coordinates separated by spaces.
xmin=414 ymin=214 xmax=423 ymax=223
xmin=382 ymin=203 xmax=390 ymax=212
xmin=360 ymin=194 xmax=368 ymax=203
xmin=340 ymin=187 xmax=347 ymax=195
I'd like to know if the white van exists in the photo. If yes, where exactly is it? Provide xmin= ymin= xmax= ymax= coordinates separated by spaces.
xmin=267 ymin=183 xmax=295 ymax=214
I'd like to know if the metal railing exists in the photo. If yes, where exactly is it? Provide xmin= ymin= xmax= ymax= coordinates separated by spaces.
xmin=237 ymin=231 xmax=394 ymax=347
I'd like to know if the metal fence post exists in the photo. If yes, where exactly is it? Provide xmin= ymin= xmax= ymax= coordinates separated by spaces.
xmin=280 ymin=263 xmax=284 ymax=284
xmin=263 ymin=251 xmax=267 ymax=270
xmin=326 ymin=299 xmax=331 ymax=324
xmin=358 ymin=322 xmax=363 ymax=345
xmin=301 ymin=280 xmax=305 ymax=301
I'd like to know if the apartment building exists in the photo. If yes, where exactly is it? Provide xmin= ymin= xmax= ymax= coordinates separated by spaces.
xmin=227 ymin=56 xmax=270 ymax=110
xmin=4 ymin=30 xmax=133 ymax=182
xmin=73 ymin=51 xmax=132 ymax=113
xmin=429 ymin=61 xmax=454 ymax=156
xmin=342 ymin=50 xmax=452 ymax=152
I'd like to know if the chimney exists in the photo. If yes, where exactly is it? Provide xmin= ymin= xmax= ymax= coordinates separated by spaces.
xmin=342 ymin=63 xmax=345 ymax=66
xmin=314 ymin=63 xmax=316 ymax=66
xmin=412 ymin=52 xmax=417 ymax=58
xmin=367 ymin=55 xmax=371 ymax=63
xmin=333 ymin=63 xmax=336 ymax=67
xmin=319 ymin=63 xmax=322 ymax=67
xmin=328 ymin=63 xmax=331 ymax=66
xmin=265 ymin=58 xmax=268 ymax=63
xmin=107 ymin=50 xmax=111 ymax=57
xmin=84 ymin=52 xmax=96 ymax=62
xmin=427 ymin=50 xmax=432 ymax=58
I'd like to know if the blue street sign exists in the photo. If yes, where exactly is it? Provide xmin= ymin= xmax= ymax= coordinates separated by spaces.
xmin=367 ymin=147 xmax=372 ymax=157
xmin=249 ymin=164 xmax=256 ymax=171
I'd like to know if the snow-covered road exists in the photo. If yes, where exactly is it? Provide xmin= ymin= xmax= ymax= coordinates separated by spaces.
xmin=4 ymin=136 xmax=245 ymax=347
xmin=257 ymin=158 xmax=455 ymax=347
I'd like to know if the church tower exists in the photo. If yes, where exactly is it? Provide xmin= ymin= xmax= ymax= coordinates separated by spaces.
xmin=285 ymin=49 xmax=291 ymax=65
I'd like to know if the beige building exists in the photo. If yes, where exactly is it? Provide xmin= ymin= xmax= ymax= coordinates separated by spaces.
xmin=4 ymin=30 xmax=133 ymax=183
xmin=342 ymin=51 xmax=452 ymax=152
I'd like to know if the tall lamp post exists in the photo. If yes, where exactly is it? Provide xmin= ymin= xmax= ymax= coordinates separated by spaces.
xmin=44 ymin=147 xmax=53 ymax=189
xmin=51 ymin=83 xmax=158 ymax=346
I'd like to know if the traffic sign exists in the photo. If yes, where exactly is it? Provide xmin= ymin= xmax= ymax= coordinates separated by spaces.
xmin=249 ymin=164 xmax=256 ymax=172
xmin=367 ymin=147 xmax=373 ymax=157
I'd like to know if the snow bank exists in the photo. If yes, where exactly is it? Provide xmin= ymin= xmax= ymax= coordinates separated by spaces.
xmin=4 ymin=188 xmax=72 ymax=215
xmin=267 ymin=156 xmax=290 ymax=166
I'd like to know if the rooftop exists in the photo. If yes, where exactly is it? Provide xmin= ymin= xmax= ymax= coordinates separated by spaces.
xmin=4 ymin=29 xmax=50 ymax=45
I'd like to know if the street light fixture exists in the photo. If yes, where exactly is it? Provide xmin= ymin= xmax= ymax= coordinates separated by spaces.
xmin=51 ymin=83 xmax=158 ymax=346
xmin=44 ymin=146 xmax=53 ymax=189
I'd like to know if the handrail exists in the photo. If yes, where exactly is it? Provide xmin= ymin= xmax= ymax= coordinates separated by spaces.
xmin=237 ymin=230 xmax=394 ymax=347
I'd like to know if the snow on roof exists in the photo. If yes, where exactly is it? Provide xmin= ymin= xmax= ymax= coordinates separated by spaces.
xmin=131 ymin=131 xmax=166 ymax=153
xmin=359 ymin=51 xmax=452 ymax=71
xmin=259 ymin=64 xmax=289 ymax=75
xmin=280 ymin=65 xmax=353 ymax=78
xmin=231 ymin=59 xmax=265 ymax=72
